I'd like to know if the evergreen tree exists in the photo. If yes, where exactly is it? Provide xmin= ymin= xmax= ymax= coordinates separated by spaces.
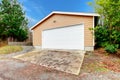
xmin=0 ymin=0 xmax=28 ymax=41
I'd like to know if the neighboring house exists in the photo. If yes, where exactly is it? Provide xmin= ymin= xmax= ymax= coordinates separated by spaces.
xmin=31 ymin=11 xmax=100 ymax=51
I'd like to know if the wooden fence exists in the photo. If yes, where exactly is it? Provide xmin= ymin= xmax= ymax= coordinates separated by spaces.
xmin=8 ymin=41 xmax=32 ymax=46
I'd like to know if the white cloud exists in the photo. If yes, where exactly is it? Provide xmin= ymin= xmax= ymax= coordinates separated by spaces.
xmin=33 ymin=5 xmax=47 ymax=17
xmin=22 ymin=6 xmax=31 ymax=12
xmin=19 ymin=0 xmax=28 ymax=3
xmin=26 ymin=15 xmax=38 ymax=27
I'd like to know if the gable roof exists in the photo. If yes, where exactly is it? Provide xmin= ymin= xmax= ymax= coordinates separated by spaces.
xmin=31 ymin=11 xmax=100 ymax=30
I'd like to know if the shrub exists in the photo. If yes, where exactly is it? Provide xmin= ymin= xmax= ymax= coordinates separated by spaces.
xmin=94 ymin=26 xmax=109 ymax=48
xmin=92 ymin=26 xmax=120 ymax=54
xmin=105 ymin=44 xmax=118 ymax=53
xmin=101 ymin=42 xmax=109 ymax=48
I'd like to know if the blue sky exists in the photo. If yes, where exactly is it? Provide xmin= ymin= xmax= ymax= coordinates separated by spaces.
xmin=19 ymin=0 xmax=94 ymax=28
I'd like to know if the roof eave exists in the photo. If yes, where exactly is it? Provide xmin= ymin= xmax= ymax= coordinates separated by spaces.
xmin=30 ymin=12 xmax=53 ymax=30
xmin=53 ymin=11 xmax=100 ymax=17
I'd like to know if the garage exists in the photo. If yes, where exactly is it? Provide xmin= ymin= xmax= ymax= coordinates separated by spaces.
xmin=31 ymin=11 xmax=99 ymax=51
xmin=42 ymin=24 xmax=84 ymax=50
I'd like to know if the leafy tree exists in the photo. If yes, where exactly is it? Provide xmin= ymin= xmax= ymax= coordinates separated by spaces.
xmin=0 ymin=0 xmax=28 ymax=41
xmin=94 ymin=0 xmax=120 ymax=44
xmin=89 ymin=0 xmax=120 ymax=53
xmin=95 ymin=0 xmax=120 ymax=26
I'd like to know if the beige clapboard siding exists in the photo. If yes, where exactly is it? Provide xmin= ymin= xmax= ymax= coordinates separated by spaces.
xmin=33 ymin=14 xmax=93 ymax=47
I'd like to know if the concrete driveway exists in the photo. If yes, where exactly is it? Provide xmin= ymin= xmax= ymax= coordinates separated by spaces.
xmin=14 ymin=49 xmax=85 ymax=75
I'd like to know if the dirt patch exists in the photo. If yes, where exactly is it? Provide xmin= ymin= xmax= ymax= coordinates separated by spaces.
xmin=94 ymin=48 xmax=120 ymax=72
xmin=0 ymin=41 xmax=7 ymax=47
xmin=80 ymin=53 xmax=109 ymax=73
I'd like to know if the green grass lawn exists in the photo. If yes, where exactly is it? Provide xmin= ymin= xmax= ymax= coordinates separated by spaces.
xmin=0 ymin=45 xmax=23 ymax=54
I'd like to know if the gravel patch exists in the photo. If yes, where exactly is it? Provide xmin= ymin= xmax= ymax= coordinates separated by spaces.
xmin=80 ymin=72 xmax=120 ymax=80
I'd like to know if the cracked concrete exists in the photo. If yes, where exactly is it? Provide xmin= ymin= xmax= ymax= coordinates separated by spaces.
xmin=14 ymin=49 xmax=85 ymax=75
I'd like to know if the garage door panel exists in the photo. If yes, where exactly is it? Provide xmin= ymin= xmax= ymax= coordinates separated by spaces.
xmin=42 ymin=24 xmax=84 ymax=50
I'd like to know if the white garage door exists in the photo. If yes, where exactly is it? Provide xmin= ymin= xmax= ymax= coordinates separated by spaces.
xmin=42 ymin=24 xmax=84 ymax=50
